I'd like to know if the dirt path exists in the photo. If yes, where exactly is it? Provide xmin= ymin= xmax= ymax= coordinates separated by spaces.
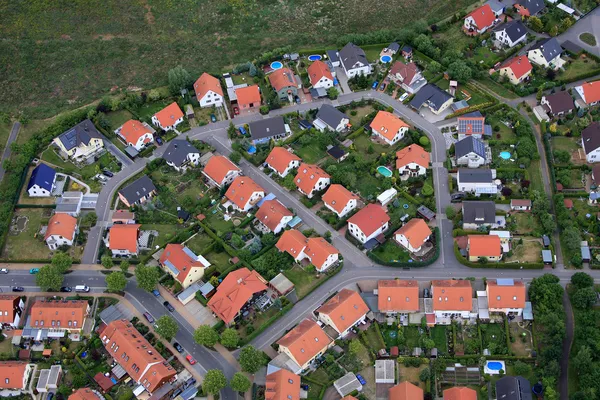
xmin=560 ymin=290 xmax=574 ymax=400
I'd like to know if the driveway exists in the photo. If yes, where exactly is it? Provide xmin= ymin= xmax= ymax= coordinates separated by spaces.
xmin=334 ymin=67 xmax=352 ymax=94
xmin=559 ymin=6 xmax=600 ymax=57
xmin=100 ymin=133 xmax=133 ymax=167
xmin=0 ymin=121 xmax=20 ymax=182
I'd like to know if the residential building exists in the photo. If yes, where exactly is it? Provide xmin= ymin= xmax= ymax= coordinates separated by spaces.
xmin=396 ymin=144 xmax=430 ymax=178
xmin=30 ymin=299 xmax=89 ymax=332
xmin=69 ymin=388 xmax=103 ymax=400
xmin=256 ymin=199 xmax=293 ymax=234
xmin=347 ymin=203 xmax=390 ymax=245
xmin=294 ymin=163 xmax=330 ymax=198
xmin=101 ymin=319 xmax=176 ymax=394
xmin=510 ymin=199 xmax=531 ymax=211
xmin=370 ymin=111 xmax=410 ymax=145
xmin=0 ymin=295 xmax=24 ymax=328
xmin=194 ymin=73 xmax=224 ymax=108
xmin=377 ymin=280 xmax=420 ymax=315
xmin=388 ymin=381 xmax=423 ymax=400
xmin=394 ymin=218 xmax=432 ymax=253
xmin=455 ymin=136 xmax=488 ymax=168
xmin=224 ymin=176 xmax=265 ymax=212
xmin=495 ymin=376 xmax=532 ymax=400
xmin=387 ymin=61 xmax=427 ymax=94
xmin=116 ymin=120 xmax=155 ymax=151
xmin=55 ymin=191 xmax=84 ymax=217
xmin=528 ymin=38 xmax=563 ymax=69
xmin=457 ymin=111 xmax=492 ymax=140
xmin=202 ymin=155 xmax=241 ymax=187
xmin=457 ymin=168 xmax=498 ymax=195
xmin=208 ymin=268 xmax=268 ymax=324
xmin=493 ymin=20 xmax=527 ymax=48
xmin=322 ymin=184 xmax=359 ymax=218
xmin=486 ymin=279 xmax=526 ymax=316
xmin=339 ymin=43 xmax=371 ymax=78
xmin=409 ymin=83 xmax=454 ymax=115
xmin=162 ymin=139 xmax=200 ymax=172
xmin=52 ymin=119 xmax=104 ymax=163
xmin=265 ymin=369 xmax=300 ymax=400
xmin=44 ymin=213 xmax=77 ymax=250
xmin=387 ymin=42 xmax=400 ymax=54
xmin=27 ymin=163 xmax=56 ymax=197
xmin=314 ymin=104 xmax=350 ymax=132
xmin=490 ymin=230 xmax=511 ymax=253
xmin=327 ymin=145 xmax=348 ymax=162
xmin=269 ymin=68 xmax=298 ymax=101
xmin=266 ymin=147 xmax=301 ymax=177
xmin=235 ymin=85 xmax=262 ymax=110
xmin=276 ymin=319 xmax=333 ymax=372
xmin=462 ymin=201 xmax=497 ymax=230
xmin=574 ymin=80 xmax=600 ymax=107
xmin=541 ymin=91 xmax=574 ymax=117
xmin=118 ymin=175 xmax=157 ymax=207
xmin=36 ymin=365 xmax=62 ymax=393
xmin=402 ymin=45 xmax=413 ymax=59
xmin=109 ymin=224 xmax=141 ymax=256
xmin=499 ymin=56 xmax=533 ymax=85
xmin=443 ymin=387 xmax=478 ymax=400
xmin=514 ymin=0 xmax=546 ymax=16
xmin=249 ymin=116 xmax=290 ymax=144
xmin=431 ymin=280 xmax=475 ymax=324
xmin=487 ymin=0 xmax=506 ymax=15
xmin=308 ymin=60 xmax=334 ymax=89
xmin=160 ymin=244 xmax=211 ymax=289
xmin=112 ymin=210 xmax=136 ymax=224
xmin=467 ymin=235 xmax=502 ymax=262
xmin=316 ymin=289 xmax=369 ymax=338
xmin=276 ymin=229 xmax=340 ymax=272
xmin=582 ymin=122 xmax=600 ymax=162
xmin=152 ymin=102 xmax=184 ymax=132
xmin=327 ymin=49 xmax=340 ymax=67
xmin=463 ymin=4 xmax=497 ymax=35
xmin=0 ymin=362 xmax=33 ymax=390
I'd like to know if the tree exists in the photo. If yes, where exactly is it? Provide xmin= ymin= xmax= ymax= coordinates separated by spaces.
xmin=135 ymin=265 xmax=160 ymax=292
xmin=229 ymin=372 xmax=251 ymax=393
xmin=155 ymin=315 xmax=179 ymax=341
xmin=349 ymin=339 xmax=362 ymax=354
xmin=419 ymin=136 xmax=430 ymax=146
xmin=513 ymin=361 xmax=532 ymax=376
xmin=168 ymin=65 xmax=192 ymax=95
xmin=51 ymin=252 xmax=72 ymax=273
xmin=422 ymin=183 xmax=434 ymax=197
xmin=220 ymin=328 xmax=240 ymax=348
xmin=229 ymin=151 xmax=242 ymax=164
xmin=120 ymin=260 xmax=130 ymax=273
xmin=574 ymin=345 xmax=594 ymax=377
xmin=427 ymin=61 xmax=442 ymax=75
xmin=571 ymin=272 xmax=594 ymax=289
xmin=572 ymin=287 xmax=597 ymax=310
xmin=445 ymin=206 xmax=456 ymax=220
xmin=238 ymin=345 xmax=266 ymax=373
xmin=36 ymin=265 xmax=64 ymax=291
xmin=193 ymin=325 xmax=219 ymax=347
xmin=536 ymin=88 xmax=543 ymax=101
xmin=529 ymin=16 xmax=543 ymax=32
xmin=203 ymin=369 xmax=227 ymax=395
xmin=101 ymin=255 xmax=114 ymax=269
xmin=421 ymin=337 xmax=435 ymax=350
xmin=419 ymin=367 xmax=430 ymax=382
xmin=327 ymin=87 xmax=339 ymax=100
xmin=106 ymin=271 xmax=127 ymax=292
xmin=447 ymin=60 xmax=472 ymax=83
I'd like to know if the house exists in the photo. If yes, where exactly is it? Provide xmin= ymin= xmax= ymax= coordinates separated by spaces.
xmin=112 ymin=210 xmax=136 ymax=224
xmin=202 ymin=155 xmax=241 ymax=187
xmin=457 ymin=168 xmax=499 ymax=195
xmin=308 ymin=60 xmax=334 ymax=89
xmin=334 ymin=373 xmax=363 ymax=397
xmin=101 ymin=319 xmax=176 ymax=394
xmin=463 ymin=4 xmax=497 ymax=35
xmin=224 ymin=176 xmax=265 ymax=212
xmin=316 ymin=289 xmax=369 ymax=338
xmin=151 ymin=102 xmax=184 ymax=132
xmin=327 ymin=145 xmax=348 ymax=162
xmin=388 ymin=381 xmax=423 ymax=400
xmin=347 ymin=203 xmax=390 ymax=245
xmin=52 ymin=119 xmax=104 ymax=163
xmin=574 ymin=80 xmax=600 ymax=107
xmin=268 ymin=68 xmax=298 ymax=101
xmin=582 ymin=122 xmax=600 ymax=162
xmin=266 ymin=147 xmax=301 ymax=178
xmin=455 ymin=136 xmax=488 ymax=168
xmin=443 ymin=387 xmax=478 ymax=400
xmin=276 ymin=229 xmax=340 ymax=272
xmin=377 ymin=280 xmax=420 ymax=315
xmin=394 ymin=218 xmax=432 ymax=253
xmin=339 ymin=42 xmax=371 ymax=78
xmin=377 ymin=188 xmax=397 ymax=207
xmin=249 ymin=116 xmax=290 ymax=144
xmin=69 ymin=388 xmax=103 ymax=400
xmin=322 ymin=184 xmax=359 ymax=218
xmin=467 ymin=235 xmax=502 ymax=262
xmin=294 ymin=163 xmax=330 ymax=198
xmin=193 ymin=72 xmax=224 ymax=108
xmin=528 ymin=37 xmax=563 ymax=69
xmin=116 ymin=120 xmax=155 ymax=151
xmin=409 ymin=83 xmax=454 ymax=115
xmin=326 ymin=49 xmax=340 ymax=67
xmin=486 ymin=0 xmax=506 ymax=16
xmin=118 ymin=175 xmax=157 ymax=207
xmin=160 ymin=244 xmax=211 ymax=289
xmin=514 ymin=0 xmax=546 ymax=16
xmin=486 ymin=279 xmax=526 ymax=316
xmin=462 ymin=201 xmax=497 ymax=230
xmin=396 ymin=144 xmax=430 ymax=178
xmin=370 ymin=111 xmax=410 ymax=145
xmin=0 ymin=295 xmax=24 ymax=328
xmin=162 ymin=139 xmax=200 ymax=172
xmin=265 ymin=369 xmax=300 ymax=400
xmin=499 ymin=56 xmax=533 ymax=85
xmin=314 ymin=104 xmax=350 ymax=132
xmin=431 ymin=280 xmax=475 ymax=324
xmin=276 ymin=319 xmax=333 ymax=372
xmin=256 ymin=199 xmax=293 ymax=234
xmin=109 ymin=224 xmax=141 ymax=256
xmin=402 ymin=46 xmax=413 ymax=59
xmin=541 ymin=91 xmax=574 ymax=117
xmin=510 ymin=199 xmax=532 ymax=211
xmin=493 ymin=20 xmax=527 ymax=48
xmin=457 ymin=111 xmax=492 ymax=140
xmin=0 ymin=362 xmax=33 ymax=391
xmin=30 ymin=299 xmax=89 ymax=332
xmin=44 ymin=213 xmax=77 ymax=250
xmin=495 ymin=376 xmax=532 ymax=400
xmin=235 ymin=85 xmax=262 ymax=110
xmin=208 ymin=268 xmax=268 ymax=324
xmin=388 ymin=61 xmax=427 ymax=94
xmin=27 ymin=163 xmax=56 ymax=197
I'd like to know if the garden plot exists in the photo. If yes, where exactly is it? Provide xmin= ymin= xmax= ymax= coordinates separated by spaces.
xmin=509 ymin=322 xmax=534 ymax=357
xmin=480 ymin=323 xmax=509 ymax=355
xmin=454 ymin=323 xmax=480 ymax=355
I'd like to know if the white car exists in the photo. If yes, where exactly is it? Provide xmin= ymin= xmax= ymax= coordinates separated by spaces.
xmin=0 ymin=268 xmax=8 ymax=274
xmin=399 ymin=92 xmax=409 ymax=102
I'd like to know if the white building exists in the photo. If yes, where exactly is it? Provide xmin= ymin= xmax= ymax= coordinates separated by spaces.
xmin=371 ymin=111 xmax=409 ymax=146
xmin=338 ymin=43 xmax=372 ymax=78
xmin=27 ymin=164 xmax=56 ymax=197
xmin=152 ymin=102 xmax=184 ymax=132
xmin=457 ymin=169 xmax=498 ymax=195
xmin=394 ymin=218 xmax=432 ymax=253
xmin=322 ymin=184 xmax=359 ymax=218
xmin=582 ymin=122 xmax=600 ymax=163
xmin=115 ymin=120 xmax=155 ymax=151
xmin=194 ymin=73 xmax=224 ymax=108
xmin=396 ymin=144 xmax=430 ymax=179
xmin=224 ymin=176 xmax=265 ymax=213
xmin=455 ymin=136 xmax=488 ymax=168
xmin=44 ymin=214 xmax=77 ymax=251
xmin=347 ymin=204 xmax=390 ymax=245
xmin=493 ymin=20 xmax=527 ymax=48
xmin=527 ymin=37 xmax=564 ymax=69
xmin=162 ymin=139 xmax=201 ymax=172
xmin=265 ymin=147 xmax=301 ymax=178
xmin=316 ymin=289 xmax=369 ymax=338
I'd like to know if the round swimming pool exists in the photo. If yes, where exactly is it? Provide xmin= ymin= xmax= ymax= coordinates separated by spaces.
xmin=308 ymin=54 xmax=322 ymax=61
xmin=499 ymin=151 xmax=511 ymax=160
xmin=270 ymin=61 xmax=283 ymax=70
xmin=380 ymin=55 xmax=392 ymax=63
xmin=377 ymin=166 xmax=393 ymax=178
xmin=487 ymin=361 xmax=503 ymax=371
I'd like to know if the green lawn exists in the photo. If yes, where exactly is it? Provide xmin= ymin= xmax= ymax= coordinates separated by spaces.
xmin=363 ymin=45 xmax=387 ymax=63
xmin=132 ymin=98 xmax=173 ymax=121
xmin=183 ymin=233 xmax=214 ymax=255
xmin=560 ymin=56 xmax=600 ymax=81
xmin=487 ymin=117 xmax=517 ymax=142
xmin=404 ymin=326 xmax=421 ymax=349
xmin=204 ymin=250 xmax=232 ymax=273
xmin=470 ymin=46 xmax=501 ymax=67
xmin=284 ymin=266 xmax=331 ymax=300
xmin=364 ymin=323 xmax=386 ymax=351
xmin=475 ymin=78 xmax=519 ymax=100
xmin=480 ymin=323 xmax=508 ymax=355
xmin=353 ymin=134 xmax=396 ymax=162
xmin=433 ymin=23 xmax=476 ymax=52
xmin=0 ymin=121 xmax=12 ymax=153
xmin=203 ymin=206 xmax=234 ymax=236
xmin=527 ymin=161 xmax=544 ymax=193
xmin=347 ymin=105 xmax=377 ymax=128
xmin=552 ymin=136 xmax=580 ymax=152
xmin=355 ymin=172 xmax=384 ymax=199
xmin=512 ymin=213 xmax=541 ymax=235
xmin=579 ymin=32 xmax=597 ymax=46
xmin=431 ymin=326 xmax=449 ymax=354
xmin=139 ymin=224 xmax=183 ymax=248
xmin=105 ymin=109 xmax=133 ymax=130
xmin=371 ymin=240 xmax=411 ymax=263
xmin=291 ymin=141 xmax=327 ymax=164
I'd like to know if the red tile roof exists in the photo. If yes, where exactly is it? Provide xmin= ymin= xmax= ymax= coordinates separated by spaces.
xmin=294 ymin=163 xmax=330 ymax=195
xmin=225 ymin=176 xmax=265 ymax=209
xmin=371 ymin=111 xmax=410 ymax=142
xmin=511 ymin=199 xmax=531 ymax=207
xmin=395 ymin=218 xmax=432 ymax=249
xmin=160 ymin=244 xmax=210 ymax=284
xmin=69 ymin=388 xmax=102 ymax=400
xmin=44 ymin=213 xmax=77 ymax=241
xmin=388 ymin=381 xmax=423 ymax=400
xmin=256 ymin=199 xmax=293 ymax=232
xmin=581 ymin=80 xmax=600 ymax=104
xmin=154 ymin=102 xmax=184 ymax=128
xmin=396 ymin=144 xmax=430 ymax=169
xmin=0 ymin=295 xmax=21 ymax=325
xmin=322 ymin=184 xmax=358 ymax=215
xmin=432 ymin=280 xmax=473 ymax=311
xmin=466 ymin=4 xmax=496 ymax=30
xmin=269 ymin=68 xmax=297 ymax=92
xmin=378 ymin=280 xmax=420 ymax=312
xmin=0 ymin=361 xmax=28 ymax=389
xmin=501 ymin=56 xmax=532 ymax=80
xmin=265 ymin=369 xmax=300 ymax=400
xmin=119 ymin=120 xmax=153 ymax=146
xmin=194 ymin=72 xmax=223 ymax=101
xmin=305 ymin=237 xmax=339 ymax=271
xmin=109 ymin=224 xmax=140 ymax=253
xmin=468 ymin=235 xmax=501 ymax=258
xmin=564 ymin=198 xmax=573 ymax=209
xmin=389 ymin=61 xmax=418 ymax=84
xmin=444 ymin=387 xmax=477 ymax=400
xmin=266 ymin=147 xmax=301 ymax=175
xmin=203 ymin=155 xmax=240 ymax=185
xmin=487 ymin=279 xmax=526 ymax=309
xmin=347 ymin=203 xmax=390 ymax=237
xmin=276 ymin=229 xmax=308 ymax=259
xmin=316 ymin=289 xmax=369 ymax=333
xmin=30 ymin=300 xmax=88 ymax=329
xmin=277 ymin=319 xmax=333 ymax=367
xmin=308 ymin=60 xmax=334 ymax=86
xmin=235 ymin=85 xmax=262 ymax=107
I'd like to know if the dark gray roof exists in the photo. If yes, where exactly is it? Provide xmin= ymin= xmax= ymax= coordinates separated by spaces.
xmin=544 ymin=91 xmax=574 ymax=114
xmin=520 ymin=0 xmax=545 ymax=15
xmin=327 ymin=145 xmax=347 ymax=160
xmin=327 ymin=50 xmax=339 ymax=63
xmin=388 ymin=42 xmax=400 ymax=52
xmin=249 ymin=116 xmax=286 ymax=140
xmin=493 ymin=20 xmax=527 ymax=42
xmin=458 ymin=168 xmax=493 ymax=183
xmin=339 ymin=43 xmax=369 ymax=71
xmin=561 ymin=40 xmax=583 ymax=54
xmin=118 ymin=175 xmax=157 ymax=205
xmin=317 ymin=104 xmax=349 ymax=129
xmin=583 ymin=122 xmax=600 ymax=155
xmin=462 ymin=201 xmax=496 ymax=224
xmin=455 ymin=136 xmax=487 ymax=159
xmin=486 ymin=0 xmax=505 ymax=13
xmin=57 ymin=119 xmax=102 ymax=151
xmin=402 ymin=45 xmax=413 ymax=53
xmin=530 ymin=37 xmax=562 ymax=62
xmin=495 ymin=376 xmax=532 ymax=400
xmin=410 ymin=83 xmax=453 ymax=112
xmin=163 ymin=139 xmax=200 ymax=167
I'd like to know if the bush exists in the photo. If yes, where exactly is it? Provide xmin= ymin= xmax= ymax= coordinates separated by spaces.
xmin=419 ymin=136 xmax=430 ymax=146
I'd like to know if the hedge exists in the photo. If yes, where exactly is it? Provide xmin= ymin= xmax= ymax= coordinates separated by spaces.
xmin=0 ymin=258 xmax=81 ymax=264
xmin=445 ymin=102 xmax=496 ymax=119
xmin=15 ymin=204 xmax=57 ymax=209
xmin=453 ymin=243 xmax=544 ymax=269
xmin=238 ymin=302 xmax=293 ymax=346
xmin=368 ymin=227 xmax=440 ymax=267
xmin=452 ymin=229 xmax=488 ymax=237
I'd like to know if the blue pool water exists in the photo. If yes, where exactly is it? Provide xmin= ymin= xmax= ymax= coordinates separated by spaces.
xmin=487 ymin=362 xmax=503 ymax=371
xmin=380 ymin=55 xmax=392 ymax=63
xmin=81 ymin=351 xmax=88 ymax=358
xmin=247 ymin=146 xmax=257 ymax=154
xmin=308 ymin=55 xmax=322 ymax=61
xmin=377 ymin=166 xmax=393 ymax=177
xmin=499 ymin=151 xmax=511 ymax=160
xmin=270 ymin=61 xmax=283 ymax=70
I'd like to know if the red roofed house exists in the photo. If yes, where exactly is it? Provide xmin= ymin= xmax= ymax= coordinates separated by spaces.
xmin=463 ymin=4 xmax=497 ymax=35
xmin=510 ymin=199 xmax=532 ymax=211
xmin=224 ymin=176 xmax=265 ymax=212
xmin=322 ymin=184 xmax=359 ymax=218
xmin=574 ymin=80 xmax=600 ymax=107
xmin=160 ymin=244 xmax=211 ymax=289
xmin=266 ymin=147 xmax=301 ymax=178
xmin=277 ymin=319 xmax=333 ymax=373
xmin=202 ymin=155 xmax=241 ymax=188
xmin=69 ymin=388 xmax=103 ymax=400
xmin=44 ymin=213 xmax=78 ymax=250
xmin=388 ymin=381 xmax=423 ymax=400
xmin=151 ymin=102 xmax=184 ymax=132
xmin=394 ymin=218 xmax=432 ymax=253
xmin=467 ymin=235 xmax=502 ymax=262
xmin=370 ymin=111 xmax=410 ymax=145
xmin=256 ymin=199 xmax=293 ymax=234
xmin=308 ymin=60 xmax=334 ymax=89
xmin=316 ymin=289 xmax=369 ymax=337
xmin=208 ymin=267 xmax=268 ymax=325
xmin=109 ymin=224 xmax=141 ymax=256
xmin=378 ymin=280 xmax=420 ymax=315
xmin=265 ymin=369 xmax=300 ymax=400
xmin=431 ymin=280 xmax=476 ymax=325
xmin=388 ymin=61 xmax=426 ymax=94
xmin=194 ymin=73 xmax=224 ymax=108
xmin=294 ymin=163 xmax=331 ymax=198
xmin=116 ymin=120 xmax=155 ymax=151
xmin=0 ymin=295 xmax=25 ymax=328
xmin=564 ymin=198 xmax=573 ymax=209
xmin=0 ymin=361 xmax=33 ymax=390
xmin=276 ymin=229 xmax=340 ymax=272
xmin=269 ymin=68 xmax=299 ymax=101
xmin=396 ymin=144 xmax=430 ymax=179
xmin=499 ymin=56 xmax=533 ymax=85
xmin=486 ymin=279 xmax=526 ymax=316
xmin=443 ymin=387 xmax=477 ymax=400
xmin=347 ymin=204 xmax=390 ymax=244
xmin=235 ymin=85 xmax=262 ymax=110
xmin=30 ymin=299 xmax=90 ymax=334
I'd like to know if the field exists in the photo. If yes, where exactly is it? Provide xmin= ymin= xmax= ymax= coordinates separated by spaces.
xmin=284 ymin=265 xmax=332 ymax=300
xmin=504 ymin=238 xmax=542 ymax=263
xmin=511 ymin=213 xmax=541 ymax=235
xmin=398 ymin=364 xmax=428 ymax=390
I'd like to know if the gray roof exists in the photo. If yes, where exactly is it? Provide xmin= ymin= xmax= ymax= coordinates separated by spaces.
xmin=486 ymin=0 xmax=505 ymax=13
xmin=317 ymin=104 xmax=349 ymax=129
xmin=581 ymin=246 xmax=591 ymax=260
xmin=249 ymin=116 xmax=286 ymax=140
xmin=582 ymin=122 xmax=600 ymax=155
xmin=339 ymin=42 xmax=369 ymax=71
xmin=118 ymin=175 xmax=157 ymax=205
xmin=458 ymin=168 xmax=493 ymax=183
xmin=388 ymin=42 xmax=400 ymax=52
xmin=163 ymin=139 xmax=200 ymax=167
xmin=462 ymin=201 xmax=496 ymax=224
xmin=530 ymin=37 xmax=562 ymax=62
xmin=333 ymin=372 xmax=362 ymax=396
xmin=326 ymin=50 xmax=339 ymax=63
xmin=542 ymin=250 xmax=552 ymax=263
xmin=521 ymin=0 xmax=545 ymax=15
xmin=455 ymin=136 xmax=487 ymax=159
xmin=57 ymin=119 xmax=102 ymax=151
xmin=410 ymin=83 xmax=453 ymax=112
xmin=544 ymin=91 xmax=574 ymax=114
xmin=495 ymin=376 xmax=532 ymax=400
xmin=494 ymin=20 xmax=527 ymax=42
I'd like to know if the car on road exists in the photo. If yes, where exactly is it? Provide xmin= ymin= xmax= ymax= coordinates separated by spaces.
xmin=233 ymin=106 xmax=240 ymax=115
xmin=29 ymin=268 xmax=39 ymax=274
xmin=186 ymin=355 xmax=197 ymax=365
xmin=60 ymin=287 xmax=72 ymax=292
xmin=210 ymin=114 xmax=217 ymax=123
xmin=143 ymin=312 xmax=155 ymax=323
xmin=102 ymin=170 xmax=114 ymax=178
xmin=173 ymin=342 xmax=184 ymax=353
xmin=12 ymin=287 xmax=24 ymax=292
xmin=152 ymin=289 xmax=160 ymax=297
xmin=0 ymin=268 xmax=8 ymax=274
xmin=399 ymin=92 xmax=409 ymax=102
xmin=155 ymin=136 xmax=163 ymax=146
xmin=356 ymin=374 xmax=367 ymax=385
xmin=163 ymin=301 xmax=175 ymax=312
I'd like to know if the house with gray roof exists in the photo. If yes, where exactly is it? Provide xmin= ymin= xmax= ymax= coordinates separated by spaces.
xmin=462 ymin=201 xmax=497 ymax=230
xmin=541 ymin=91 xmax=574 ymax=118
xmin=528 ymin=37 xmax=564 ymax=69
xmin=52 ymin=119 xmax=104 ymax=163
xmin=455 ymin=136 xmax=489 ymax=168
xmin=163 ymin=139 xmax=201 ymax=172
xmin=118 ymin=175 xmax=157 ymax=207
xmin=582 ymin=122 xmax=600 ymax=163
xmin=457 ymin=168 xmax=499 ymax=195
xmin=339 ymin=43 xmax=371 ymax=78
xmin=493 ymin=20 xmax=527 ymax=48
xmin=409 ymin=83 xmax=454 ymax=115
xmin=326 ymin=50 xmax=340 ymax=67
xmin=515 ymin=0 xmax=545 ymax=17
xmin=249 ymin=116 xmax=290 ymax=145
xmin=315 ymin=104 xmax=350 ymax=132
xmin=495 ymin=375 xmax=532 ymax=400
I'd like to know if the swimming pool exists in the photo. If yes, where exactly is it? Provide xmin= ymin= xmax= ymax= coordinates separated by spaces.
xmin=377 ymin=166 xmax=393 ymax=178
xmin=484 ymin=360 xmax=506 ymax=375
xmin=380 ymin=55 xmax=392 ymax=63
xmin=499 ymin=151 xmax=511 ymax=160
xmin=270 ymin=61 xmax=283 ymax=70
xmin=308 ymin=54 xmax=322 ymax=61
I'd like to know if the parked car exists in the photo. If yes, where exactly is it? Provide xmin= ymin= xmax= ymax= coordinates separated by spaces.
xmin=186 ymin=355 xmax=197 ymax=365
xmin=301 ymin=384 xmax=310 ymax=391
xmin=173 ymin=342 xmax=184 ymax=353
xmin=294 ymin=95 xmax=301 ymax=104
xmin=372 ymin=81 xmax=379 ymax=89
xmin=60 ymin=287 xmax=72 ymax=292
xmin=47 ymin=393 xmax=54 ymax=400
xmin=155 ymin=136 xmax=164 ymax=146
xmin=152 ymin=289 xmax=160 ymax=297
xmin=143 ymin=312 xmax=155 ymax=323
xmin=233 ymin=106 xmax=240 ymax=115
xmin=29 ymin=268 xmax=39 ymax=274
xmin=239 ymin=126 xmax=247 ymax=135
xmin=210 ymin=114 xmax=217 ymax=123
xmin=356 ymin=374 xmax=367 ymax=385
xmin=184 ymin=378 xmax=197 ymax=388
xmin=380 ymin=83 xmax=387 ymax=91
xmin=423 ymin=288 xmax=430 ymax=298
xmin=450 ymin=193 xmax=465 ymax=203
xmin=12 ymin=287 xmax=24 ymax=292
xmin=0 ymin=268 xmax=8 ymax=274
xmin=102 ymin=170 xmax=114 ymax=178
xmin=163 ymin=301 xmax=175 ymax=312
xmin=399 ymin=92 xmax=409 ymax=102
xmin=170 ymin=389 xmax=182 ymax=399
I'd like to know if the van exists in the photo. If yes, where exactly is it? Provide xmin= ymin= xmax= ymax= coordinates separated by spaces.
xmin=75 ymin=285 xmax=90 ymax=293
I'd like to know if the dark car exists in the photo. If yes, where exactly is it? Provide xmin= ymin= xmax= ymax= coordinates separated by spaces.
xmin=210 ymin=114 xmax=217 ymax=123
xmin=163 ymin=301 xmax=175 ymax=312
xmin=294 ymin=95 xmax=301 ymax=104
xmin=12 ymin=287 xmax=24 ymax=292
xmin=170 ymin=389 xmax=182 ymax=399
xmin=60 ymin=286 xmax=72 ymax=292
xmin=450 ymin=193 xmax=465 ymax=203
xmin=102 ymin=170 xmax=114 ymax=178
xmin=380 ymin=83 xmax=387 ymax=91
xmin=185 ymin=378 xmax=197 ymax=387
xmin=47 ymin=393 xmax=54 ymax=400
xmin=173 ymin=342 xmax=184 ymax=353
xmin=301 ymin=384 xmax=310 ymax=391
xmin=155 ymin=136 xmax=164 ymax=146
xmin=143 ymin=312 xmax=155 ymax=323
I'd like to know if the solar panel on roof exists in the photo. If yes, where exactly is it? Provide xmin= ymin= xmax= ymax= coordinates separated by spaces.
xmin=182 ymin=246 xmax=197 ymax=259
xmin=164 ymin=260 xmax=179 ymax=275
xmin=496 ymin=279 xmax=514 ymax=286
xmin=459 ymin=118 xmax=484 ymax=134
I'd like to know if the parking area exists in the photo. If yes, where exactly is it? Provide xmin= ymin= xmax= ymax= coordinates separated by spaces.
xmin=184 ymin=300 xmax=218 ymax=326
xmin=559 ymin=7 xmax=600 ymax=57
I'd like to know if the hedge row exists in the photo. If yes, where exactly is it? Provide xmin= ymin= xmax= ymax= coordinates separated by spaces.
xmin=0 ymin=258 xmax=81 ymax=264
xmin=453 ymin=243 xmax=544 ymax=269
xmin=15 ymin=204 xmax=57 ymax=209
xmin=445 ymin=102 xmax=495 ymax=119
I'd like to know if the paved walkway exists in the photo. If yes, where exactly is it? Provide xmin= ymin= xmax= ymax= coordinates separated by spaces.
xmin=0 ymin=121 xmax=20 ymax=182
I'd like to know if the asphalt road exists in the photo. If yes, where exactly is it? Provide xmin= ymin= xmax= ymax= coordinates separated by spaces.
xmin=0 ymin=121 xmax=21 ymax=182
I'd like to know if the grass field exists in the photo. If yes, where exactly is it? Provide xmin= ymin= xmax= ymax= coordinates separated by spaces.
xmin=512 ymin=213 xmax=541 ymax=235
xmin=431 ymin=325 xmax=448 ymax=354
xmin=284 ymin=265 xmax=329 ymax=299
xmin=371 ymin=240 xmax=411 ymax=263
xmin=552 ymin=136 xmax=580 ymax=152
xmin=184 ymin=233 xmax=214 ymax=254
xmin=475 ymin=78 xmax=519 ymax=100
xmin=560 ymin=55 xmax=600 ymax=81
xmin=505 ymin=238 xmax=542 ymax=263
